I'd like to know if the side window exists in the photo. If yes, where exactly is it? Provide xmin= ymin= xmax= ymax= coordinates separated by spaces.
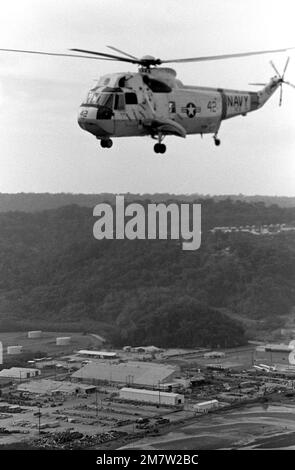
xmin=125 ymin=93 xmax=138 ymax=105
xmin=169 ymin=101 xmax=176 ymax=113
xmin=114 ymin=94 xmax=125 ymax=110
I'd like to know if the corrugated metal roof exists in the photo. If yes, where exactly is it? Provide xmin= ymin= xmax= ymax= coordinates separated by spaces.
xmin=265 ymin=344 xmax=292 ymax=352
xmin=0 ymin=367 xmax=39 ymax=376
xmin=120 ymin=387 xmax=182 ymax=398
xmin=194 ymin=400 xmax=219 ymax=406
xmin=17 ymin=379 xmax=94 ymax=394
xmin=72 ymin=361 xmax=176 ymax=386
xmin=77 ymin=350 xmax=117 ymax=357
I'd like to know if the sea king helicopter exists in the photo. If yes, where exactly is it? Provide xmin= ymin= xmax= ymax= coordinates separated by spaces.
xmin=1 ymin=45 xmax=294 ymax=153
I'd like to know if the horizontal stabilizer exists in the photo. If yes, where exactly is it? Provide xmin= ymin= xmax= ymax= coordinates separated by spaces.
xmin=249 ymin=83 xmax=267 ymax=86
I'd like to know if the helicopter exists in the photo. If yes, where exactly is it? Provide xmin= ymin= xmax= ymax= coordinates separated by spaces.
xmin=1 ymin=45 xmax=294 ymax=153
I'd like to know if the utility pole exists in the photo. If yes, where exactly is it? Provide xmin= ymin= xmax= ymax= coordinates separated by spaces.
xmin=95 ymin=387 xmax=98 ymax=417
xmin=37 ymin=407 xmax=41 ymax=435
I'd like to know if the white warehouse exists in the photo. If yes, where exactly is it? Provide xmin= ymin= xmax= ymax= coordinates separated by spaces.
xmin=193 ymin=399 xmax=219 ymax=413
xmin=119 ymin=387 xmax=184 ymax=406
xmin=204 ymin=351 xmax=225 ymax=359
xmin=76 ymin=350 xmax=117 ymax=359
xmin=0 ymin=367 xmax=41 ymax=379
xmin=72 ymin=361 xmax=177 ymax=387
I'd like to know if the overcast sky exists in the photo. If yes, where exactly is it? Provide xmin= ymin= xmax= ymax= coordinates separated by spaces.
xmin=0 ymin=0 xmax=294 ymax=195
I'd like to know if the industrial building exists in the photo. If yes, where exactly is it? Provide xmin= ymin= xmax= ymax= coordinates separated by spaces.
xmin=119 ymin=387 xmax=184 ymax=406
xmin=156 ymin=382 xmax=183 ymax=392
xmin=17 ymin=379 xmax=96 ymax=396
xmin=72 ymin=361 xmax=177 ymax=387
xmin=7 ymin=345 xmax=23 ymax=355
xmin=56 ymin=337 xmax=71 ymax=346
xmin=76 ymin=350 xmax=117 ymax=359
xmin=0 ymin=367 xmax=40 ymax=379
xmin=255 ymin=342 xmax=295 ymax=365
xmin=124 ymin=346 xmax=163 ymax=354
xmin=193 ymin=400 xmax=219 ymax=413
xmin=204 ymin=351 xmax=225 ymax=359
xmin=28 ymin=330 xmax=42 ymax=339
xmin=32 ymin=359 xmax=59 ymax=369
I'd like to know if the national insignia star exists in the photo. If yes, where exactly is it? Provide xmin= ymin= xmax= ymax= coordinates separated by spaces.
xmin=186 ymin=103 xmax=196 ymax=117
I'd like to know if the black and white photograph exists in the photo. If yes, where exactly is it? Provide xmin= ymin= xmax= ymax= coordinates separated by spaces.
xmin=0 ymin=0 xmax=294 ymax=461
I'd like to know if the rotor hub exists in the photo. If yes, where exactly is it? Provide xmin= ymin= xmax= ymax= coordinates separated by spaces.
xmin=139 ymin=55 xmax=162 ymax=66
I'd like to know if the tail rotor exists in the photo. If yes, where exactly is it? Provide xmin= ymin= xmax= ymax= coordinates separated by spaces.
xmin=282 ymin=56 xmax=290 ymax=76
xmin=269 ymin=60 xmax=281 ymax=77
xmin=250 ymin=57 xmax=295 ymax=106
xmin=270 ymin=56 xmax=294 ymax=106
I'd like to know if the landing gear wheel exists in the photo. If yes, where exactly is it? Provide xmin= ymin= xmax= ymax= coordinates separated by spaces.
xmin=154 ymin=143 xmax=160 ymax=153
xmin=214 ymin=137 xmax=221 ymax=146
xmin=154 ymin=143 xmax=166 ymax=154
xmin=100 ymin=138 xmax=113 ymax=149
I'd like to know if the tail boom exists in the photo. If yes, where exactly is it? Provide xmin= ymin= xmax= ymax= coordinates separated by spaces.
xmin=220 ymin=77 xmax=281 ymax=122
xmin=256 ymin=77 xmax=281 ymax=108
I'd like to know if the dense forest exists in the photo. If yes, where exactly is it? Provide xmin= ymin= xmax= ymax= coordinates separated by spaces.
xmin=0 ymin=192 xmax=295 ymax=213
xmin=0 ymin=197 xmax=294 ymax=348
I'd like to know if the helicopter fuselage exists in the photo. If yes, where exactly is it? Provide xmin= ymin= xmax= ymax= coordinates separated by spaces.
xmin=77 ymin=67 xmax=281 ymax=150
xmin=0 ymin=45 xmax=290 ymax=153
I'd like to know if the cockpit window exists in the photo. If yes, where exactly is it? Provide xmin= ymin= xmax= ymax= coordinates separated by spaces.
xmin=98 ymin=93 xmax=114 ymax=108
xmin=86 ymin=92 xmax=114 ymax=109
xmin=125 ymin=92 xmax=138 ymax=105
xmin=86 ymin=91 xmax=99 ymax=104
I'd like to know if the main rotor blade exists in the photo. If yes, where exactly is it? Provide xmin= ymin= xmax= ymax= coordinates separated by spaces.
xmin=270 ymin=60 xmax=281 ymax=76
xmin=106 ymin=45 xmax=138 ymax=60
xmin=284 ymin=81 xmax=295 ymax=89
xmin=0 ymin=48 xmax=116 ymax=61
xmin=70 ymin=48 xmax=139 ymax=64
xmin=161 ymin=47 xmax=295 ymax=64
xmin=282 ymin=56 xmax=290 ymax=78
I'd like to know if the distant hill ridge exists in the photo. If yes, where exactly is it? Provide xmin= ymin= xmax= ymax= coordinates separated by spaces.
xmin=0 ymin=192 xmax=295 ymax=212
xmin=0 ymin=200 xmax=294 ymax=348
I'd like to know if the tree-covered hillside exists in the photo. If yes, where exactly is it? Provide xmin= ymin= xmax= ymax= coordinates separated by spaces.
xmin=0 ymin=198 xmax=294 ymax=347
xmin=1 ymin=192 xmax=295 ymax=213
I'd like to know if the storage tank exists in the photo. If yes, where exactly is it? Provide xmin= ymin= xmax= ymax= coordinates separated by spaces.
xmin=28 ymin=330 xmax=42 ymax=339
xmin=56 ymin=337 xmax=71 ymax=346
xmin=7 ymin=345 xmax=23 ymax=355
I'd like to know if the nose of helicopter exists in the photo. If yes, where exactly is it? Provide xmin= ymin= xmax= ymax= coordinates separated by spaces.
xmin=77 ymin=105 xmax=114 ymax=137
